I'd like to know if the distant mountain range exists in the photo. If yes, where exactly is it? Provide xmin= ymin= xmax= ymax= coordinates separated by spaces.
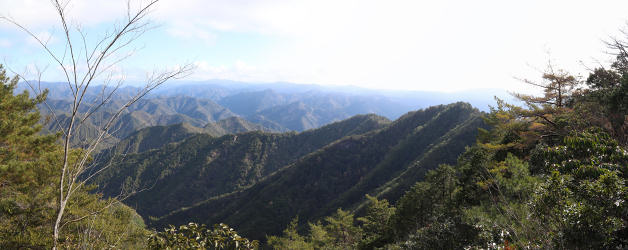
xmin=151 ymin=80 xmax=513 ymax=112
xmin=20 ymin=80 xmax=508 ymax=137
xmin=151 ymin=80 xmax=512 ymax=112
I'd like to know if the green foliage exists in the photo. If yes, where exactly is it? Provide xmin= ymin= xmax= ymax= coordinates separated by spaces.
xmin=203 ymin=116 xmax=278 ymax=136
xmin=528 ymin=130 xmax=628 ymax=248
xmin=462 ymin=154 xmax=542 ymax=248
xmin=391 ymin=165 xmax=458 ymax=239
xmin=267 ymin=218 xmax=314 ymax=250
xmin=0 ymin=65 xmax=148 ymax=248
xmin=386 ymin=164 xmax=473 ymax=249
xmin=512 ymin=67 xmax=582 ymax=146
xmin=268 ymin=209 xmax=362 ymax=250
xmin=0 ymin=64 xmax=57 ymax=247
xmin=378 ymin=55 xmax=628 ymax=248
xmin=477 ymin=98 xmax=535 ymax=159
xmin=357 ymin=195 xmax=395 ymax=249
xmin=320 ymin=209 xmax=363 ymax=249
xmin=583 ymin=52 xmax=628 ymax=144
xmin=60 ymin=198 xmax=149 ymax=249
xmin=148 ymin=222 xmax=258 ymax=249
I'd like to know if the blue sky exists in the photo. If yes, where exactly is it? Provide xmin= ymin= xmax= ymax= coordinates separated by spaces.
xmin=1 ymin=0 xmax=628 ymax=92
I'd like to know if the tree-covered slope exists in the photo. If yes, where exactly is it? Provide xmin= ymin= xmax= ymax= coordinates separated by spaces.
xmin=99 ymin=117 xmax=279 ymax=158
xmin=152 ymin=103 xmax=483 ymax=240
xmin=95 ymin=123 xmax=204 ymax=158
xmin=263 ymin=49 xmax=628 ymax=249
xmin=218 ymin=89 xmax=289 ymax=116
xmin=91 ymin=114 xmax=391 ymax=219
xmin=39 ymin=95 xmax=238 ymax=143
xmin=247 ymin=101 xmax=318 ymax=131
xmin=202 ymin=116 xmax=277 ymax=136
xmin=41 ymin=112 xmax=121 ymax=151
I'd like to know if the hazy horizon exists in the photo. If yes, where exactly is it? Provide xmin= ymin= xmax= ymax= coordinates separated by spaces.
xmin=19 ymin=78 xmax=514 ymax=95
xmin=2 ymin=0 xmax=626 ymax=94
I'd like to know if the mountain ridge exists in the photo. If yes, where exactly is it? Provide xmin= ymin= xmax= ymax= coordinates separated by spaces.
xmin=147 ymin=103 xmax=484 ymax=240
xmin=91 ymin=113 xmax=392 ymax=219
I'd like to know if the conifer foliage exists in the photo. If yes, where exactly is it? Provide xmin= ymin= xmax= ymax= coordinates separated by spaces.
xmin=0 ymin=64 xmax=58 ymax=248
xmin=0 ymin=65 xmax=148 ymax=249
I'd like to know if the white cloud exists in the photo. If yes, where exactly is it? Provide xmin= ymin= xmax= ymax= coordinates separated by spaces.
xmin=0 ymin=38 xmax=11 ymax=47
xmin=192 ymin=60 xmax=261 ymax=82
xmin=153 ymin=0 xmax=275 ymax=33
xmin=0 ymin=0 xmax=128 ymax=29
xmin=148 ymin=0 xmax=628 ymax=91
xmin=3 ymin=0 xmax=628 ymax=92
xmin=166 ymin=21 xmax=217 ymax=45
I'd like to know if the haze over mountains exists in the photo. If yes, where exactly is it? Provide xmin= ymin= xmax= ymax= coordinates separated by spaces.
xmin=19 ymin=80 xmax=506 ymax=135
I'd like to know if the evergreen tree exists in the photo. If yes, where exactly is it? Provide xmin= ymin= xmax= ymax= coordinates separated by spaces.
xmin=512 ymin=66 xmax=581 ymax=146
xmin=0 ymin=64 xmax=57 ymax=248
xmin=0 ymin=65 xmax=148 ymax=248
xmin=357 ymin=195 xmax=395 ymax=249
xmin=266 ymin=218 xmax=313 ymax=250
xmin=148 ymin=222 xmax=259 ymax=249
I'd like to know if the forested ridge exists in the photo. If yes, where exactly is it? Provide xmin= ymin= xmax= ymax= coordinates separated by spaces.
xmin=91 ymin=113 xmax=393 ymax=219
xmin=262 ymin=49 xmax=628 ymax=249
xmin=1 ymin=30 xmax=628 ymax=250
xmin=150 ymin=102 xmax=484 ymax=240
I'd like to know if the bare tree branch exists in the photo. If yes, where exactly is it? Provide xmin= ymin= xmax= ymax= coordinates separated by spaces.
xmin=2 ymin=0 xmax=193 ymax=248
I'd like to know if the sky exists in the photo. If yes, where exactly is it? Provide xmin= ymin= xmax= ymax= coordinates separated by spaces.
xmin=1 ymin=0 xmax=628 ymax=93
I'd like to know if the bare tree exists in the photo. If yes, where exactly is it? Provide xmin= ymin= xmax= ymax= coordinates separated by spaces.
xmin=1 ymin=0 xmax=193 ymax=248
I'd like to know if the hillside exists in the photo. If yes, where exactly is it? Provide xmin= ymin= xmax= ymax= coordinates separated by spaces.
xmin=202 ymin=116 xmax=277 ymax=135
xmin=247 ymin=101 xmax=319 ymax=131
xmin=150 ymin=103 xmax=484 ymax=240
xmin=218 ymin=89 xmax=290 ymax=116
xmin=95 ymin=123 xmax=204 ymax=157
xmin=96 ymin=117 xmax=278 ymax=158
xmin=39 ymin=95 xmax=238 ymax=142
xmin=41 ymin=112 xmax=121 ymax=151
xmin=90 ymin=114 xmax=392 ymax=219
